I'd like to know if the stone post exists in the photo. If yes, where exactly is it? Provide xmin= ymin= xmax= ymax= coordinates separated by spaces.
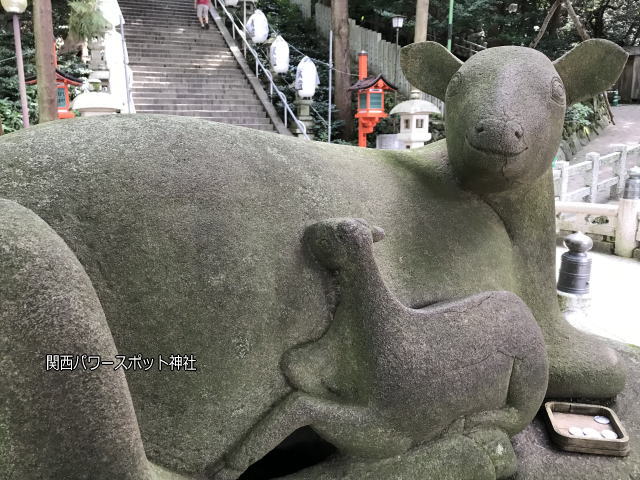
xmin=557 ymin=231 xmax=592 ymax=328
xmin=587 ymin=152 xmax=601 ymax=203
xmin=293 ymin=95 xmax=314 ymax=140
xmin=614 ymin=167 xmax=640 ymax=258
xmin=558 ymin=160 xmax=570 ymax=202
xmin=611 ymin=144 xmax=629 ymax=200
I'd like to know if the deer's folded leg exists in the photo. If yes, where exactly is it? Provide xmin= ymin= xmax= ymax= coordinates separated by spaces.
xmin=0 ymin=200 xmax=151 ymax=480
xmin=272 ymin=433 xmax=502 ymax=480
xmin=219 ymin=391 xmax=409 ymax=478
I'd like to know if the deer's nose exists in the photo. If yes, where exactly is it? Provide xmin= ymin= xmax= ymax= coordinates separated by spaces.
xmin=468 ymin=117 xmax=527 ymax=156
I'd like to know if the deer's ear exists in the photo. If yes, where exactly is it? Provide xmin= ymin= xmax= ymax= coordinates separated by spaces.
xmin=553 ymin=39 xmax=628 ymax=105
xmin=400 ymin=41 xmax=463 ymax=100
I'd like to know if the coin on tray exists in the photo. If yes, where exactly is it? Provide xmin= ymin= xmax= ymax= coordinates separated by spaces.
xmin=568 ymin=426 xmax=584 ymax=436
xmin=583 ymin=428 xmax=601 ymax=438
xmin=601 ymin=430 xmax=618 ymax=440
xmin=594 ymin=415 xmax=611 ymax=425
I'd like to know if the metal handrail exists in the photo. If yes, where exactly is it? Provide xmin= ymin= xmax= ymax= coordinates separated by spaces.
xmin=210 ymin=0 xmax=310 ymax=140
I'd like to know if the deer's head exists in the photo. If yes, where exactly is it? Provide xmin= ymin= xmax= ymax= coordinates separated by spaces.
xmin=401 ymin=39 xmax=628 ymax=193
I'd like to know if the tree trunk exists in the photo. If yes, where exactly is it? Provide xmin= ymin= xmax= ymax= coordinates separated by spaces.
xmin=331 ymin=0 xmax=354 ymax=140
xmin=33 ymin=0 xmax=58 ymax=123
xmin=563 ymin=0 xmax=590 ymax=41
xmin=530 ymin=0 xmax=562 ymax=48
xmin=415 ymin=0 xmax=429 ymax=42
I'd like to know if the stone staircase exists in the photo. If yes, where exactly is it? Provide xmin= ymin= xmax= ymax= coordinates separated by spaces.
xmin=118 ymin=0 xmax=275 ymax=131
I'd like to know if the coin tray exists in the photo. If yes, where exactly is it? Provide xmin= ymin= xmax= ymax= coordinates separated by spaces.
xmin=544 ymin=401 xmax=629 ymax=456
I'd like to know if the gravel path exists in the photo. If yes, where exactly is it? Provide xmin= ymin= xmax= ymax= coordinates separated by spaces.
xmin=556 ymin=246 xmax=640 ymax=346
xmin=572 ymin=104 xmax=640 ymax=163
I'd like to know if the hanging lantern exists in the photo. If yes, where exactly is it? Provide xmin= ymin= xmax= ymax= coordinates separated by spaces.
xmin=295 ymin=56 xmax=319 ymax=98
xmin=246 ymin=9 xmax=269 ymax=43
xmin=269 ymin=35 xmax=290 ymax=74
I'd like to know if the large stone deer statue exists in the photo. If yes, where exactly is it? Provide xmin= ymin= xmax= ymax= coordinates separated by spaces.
xmin=0 ymin=39 xmax=628 ymax=479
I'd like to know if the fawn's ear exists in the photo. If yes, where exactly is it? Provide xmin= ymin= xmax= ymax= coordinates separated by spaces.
xmin=553 ymin=39 xmax=628 ymax=105
xmin=400 ymin=41 xmax=463 ymax=100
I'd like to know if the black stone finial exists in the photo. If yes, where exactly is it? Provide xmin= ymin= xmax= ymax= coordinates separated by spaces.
xmin=563 ymin=231 xmax=594 ymax=255
xmin=558 ymin=232 xmax=593 ymax=295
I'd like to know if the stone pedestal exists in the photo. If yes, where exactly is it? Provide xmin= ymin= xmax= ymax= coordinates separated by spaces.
xmin=557 ymin=290 xmax=592 ymax=333
xmin=293 ymin=97 xmax=314 ymax=140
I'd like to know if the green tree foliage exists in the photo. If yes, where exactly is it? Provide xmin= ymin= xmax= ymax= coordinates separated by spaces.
xmin=349 ymin=0 xmax=638 ymax=57
xmin=67 ymin=0 xmax=111 ymax=44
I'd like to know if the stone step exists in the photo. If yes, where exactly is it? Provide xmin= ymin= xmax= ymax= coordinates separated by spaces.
xmin=127 ymin=45 xmax=231 ymax=52
xmin=194 ymin=120 xmax=275 ymax=131
xmin=130 ymin=63 xmax=242 ymax=71
xmin=129 ymin=63 xmax=239 ymax=70
xmin=126 ymin=37 xmax=229 ymax=45
xmin=136 ymin=111 xmax=271 ymax=123
xmin=120 ymin=8 xmax=195 ymax=16
xmin=127 ymin=50 xmax=234 ymax=58
xmin=130 ymin=70 xmax=247 ymax=78
xmin=132 ymin=95 xmax=258 ymax=102
xmin=131 ymin=85 xmax=254 ymax=92
xmin=124 ymin=23 xmax=211 ymax=32
xmin=127 ymin=45 xmax=232 ymax=53
xmin=125 ymin=32 xmax=221 ymax=42
xmin=132 ymin=98 xmax=262 ymax=106
xmin=130 ymin=71 xmax=247 ymax=79
xmin=131 ymin=74 xmax=248 ymax=81
xmin=122 ymin=16 xmax=197 ymax=24
xmin=129 ymin=64 xmax=241 ymax=72
xmin=120 ymin=6 xmax=195 ymax=14
xmin=135 ymin=103 xmax=266 ymax=111
xmin=131 ymin=86 xmax=255 ymax=93
xmin=131 ymin=80 xmax=249 ymax=89
xmin=132 ymin=98 xmax=261 ymax=104
xmin=198 ymin=121 xmax=275 ymax=131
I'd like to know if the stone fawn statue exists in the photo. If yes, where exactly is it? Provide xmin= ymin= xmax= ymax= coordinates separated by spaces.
xmin=0 ymin=39 xmax=628 ymax=479
xmin=212 ymin=218 xmax=548 ymax=479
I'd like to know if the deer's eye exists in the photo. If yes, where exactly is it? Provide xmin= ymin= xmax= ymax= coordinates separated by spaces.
xmin=551 ymin=77 xmax=565 ymax=105
xmin=447 ymin=72 xmax=464 ymax=97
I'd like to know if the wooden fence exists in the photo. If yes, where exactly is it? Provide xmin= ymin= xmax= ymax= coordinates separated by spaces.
xmin=553 ymin=143 xmax=640 ymax=203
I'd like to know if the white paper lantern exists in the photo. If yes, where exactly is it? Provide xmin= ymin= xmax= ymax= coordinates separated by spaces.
xmin=269 ymin=35 xmax=290 ymax=74
xmin=1 ymin=0 xmax=27 ymax=14
xmin=295 ymin=56 xmax=319 ymax=98
xmin=246 ymin=9 xmax=268 ymax=43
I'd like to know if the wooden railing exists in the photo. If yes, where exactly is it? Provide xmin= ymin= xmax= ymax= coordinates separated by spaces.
xmin=452 ymin=38 xmax=487 ymax=59
xmin=555 ymin=199 xmax=640 ymax=258
xmin=553 ymin=143 xmax=640 ymax=203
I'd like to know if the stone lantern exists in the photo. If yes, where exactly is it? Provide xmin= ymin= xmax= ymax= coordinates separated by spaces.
xmin=71 ymin=91 xmax=121 ymax=117
xmin=390 ymin=91 xmax=440 ymax=149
